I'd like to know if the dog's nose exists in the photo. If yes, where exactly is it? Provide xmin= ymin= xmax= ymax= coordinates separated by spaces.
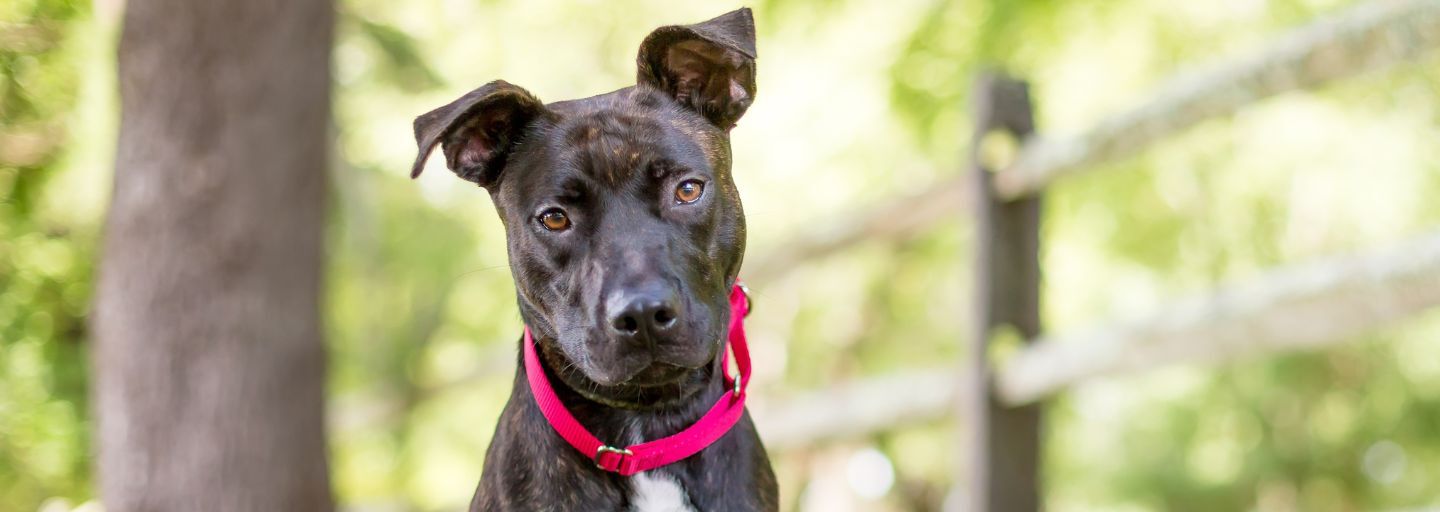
xmin=607 ymin=290 xmax=680 ymax=341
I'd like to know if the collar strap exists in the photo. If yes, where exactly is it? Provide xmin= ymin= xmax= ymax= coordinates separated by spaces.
xmin=522 ymin=283 xmax=753 ymax=476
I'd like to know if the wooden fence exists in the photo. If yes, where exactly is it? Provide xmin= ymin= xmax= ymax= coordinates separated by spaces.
xmin=749 ymin=0 xmax=1440 ymax=509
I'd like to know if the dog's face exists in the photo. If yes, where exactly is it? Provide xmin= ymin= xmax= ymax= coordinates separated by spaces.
xmin=411 ymin=9 xmax=757 ymax=393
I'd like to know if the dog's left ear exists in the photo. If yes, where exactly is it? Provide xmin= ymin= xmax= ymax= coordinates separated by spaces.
xmin=637 ymin=8 xmax=757 ymax=130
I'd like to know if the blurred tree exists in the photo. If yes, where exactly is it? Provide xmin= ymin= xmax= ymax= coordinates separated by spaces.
xmin=90 ymin=0 xmax=336 ymax=510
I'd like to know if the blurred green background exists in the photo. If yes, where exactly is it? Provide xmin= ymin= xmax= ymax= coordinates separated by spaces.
xmin=4 ymin=0 xmax=1440 ymax=510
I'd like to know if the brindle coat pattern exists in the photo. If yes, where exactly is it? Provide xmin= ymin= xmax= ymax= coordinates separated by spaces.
xmin=411 ymin=8 xmax=778 ymax=511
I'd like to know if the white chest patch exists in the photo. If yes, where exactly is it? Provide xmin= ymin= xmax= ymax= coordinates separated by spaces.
xmin=628 ymin=472 xmax=695 ymax=512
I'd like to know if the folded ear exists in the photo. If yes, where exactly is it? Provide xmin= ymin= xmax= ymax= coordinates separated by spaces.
xmin=411 ymin=80 xmax=548 ymax=188
xmin=636 ymin=8 xmax=757 ymax=130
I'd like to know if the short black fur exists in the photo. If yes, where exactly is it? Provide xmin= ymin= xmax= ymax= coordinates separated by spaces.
xmin=411 ymin=8 xmax=778 ymax=512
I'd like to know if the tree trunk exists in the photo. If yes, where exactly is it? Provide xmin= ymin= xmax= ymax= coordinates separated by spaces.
xmin=92 ymin=0 xmax=335 ymax=510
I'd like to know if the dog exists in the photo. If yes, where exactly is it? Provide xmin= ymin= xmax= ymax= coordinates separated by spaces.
xmin=410 ymin=8 xmax=779 ymax=511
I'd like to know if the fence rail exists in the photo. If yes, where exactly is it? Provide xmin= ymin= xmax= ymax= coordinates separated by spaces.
xmin=746 ymin=2 xmax=1440 ymax=466
xmin=743 ymin=0 xmax=1440 ymax=285
xmin=994 ymin=0 xmax=1440 ymax=199
xmin=998 ymin=230 xmax=1440 ymax=404
xmin=754 ymin=368 xmax=959 ymax=450
xmin=757 ymin=230 xmax=1440 ymax=446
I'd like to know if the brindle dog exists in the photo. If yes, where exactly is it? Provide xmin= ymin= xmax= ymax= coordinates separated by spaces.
xmin=410 ymin=8 xmax=778 ymax=511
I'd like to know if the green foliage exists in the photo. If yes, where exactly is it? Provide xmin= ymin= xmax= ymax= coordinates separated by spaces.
xmin=344 ymin=11 xmax=445 ymax=93
xmin=0 ymin=0 xmax=93 ymax=507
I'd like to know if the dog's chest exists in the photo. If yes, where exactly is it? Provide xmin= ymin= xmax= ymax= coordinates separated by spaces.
xmin=628 ymin=472 xmax=695 ymax=512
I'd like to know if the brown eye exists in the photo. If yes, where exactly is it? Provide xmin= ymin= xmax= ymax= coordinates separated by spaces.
xmin=539 ymin=209 xmax=570 ymax=231
xmin=675 ymin=180 xmax=704 ymax=204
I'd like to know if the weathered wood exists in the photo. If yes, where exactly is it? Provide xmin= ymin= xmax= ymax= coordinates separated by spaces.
xmin=743 ymin=0 xmax=1440 ymax=282
xmin=92 ymin=0 xmax=336 ymax=510
xmin=961 ymin=73 xmax=1042 ymax=512
xmin=993 ymin=0 xmax=1440 ymax=198
xmin=751 ymin=367 xmax=960 ymax=450
xmin=743 ymin=179 xmax=970 ymax=285
xmin=997 ymin=230 xmax=1440 ymax=405
xmin=750 ymin=231 xmax=1440 ymax=447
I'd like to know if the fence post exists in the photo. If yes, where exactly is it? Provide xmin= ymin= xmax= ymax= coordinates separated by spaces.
xmin=961 ymin=72 xmax=1042 ymax=512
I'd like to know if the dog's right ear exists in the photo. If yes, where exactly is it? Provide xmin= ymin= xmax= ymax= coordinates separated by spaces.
xmin=411 ymin=80 xmax=548 ymax=188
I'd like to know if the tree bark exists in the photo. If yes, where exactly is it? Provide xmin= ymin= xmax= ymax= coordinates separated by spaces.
xmin=92 ymin=0 xmax=335 ymax=510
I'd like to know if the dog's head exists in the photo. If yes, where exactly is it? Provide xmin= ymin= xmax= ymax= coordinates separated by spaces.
xmin=411 ymin=9 xmax=756 ymax=397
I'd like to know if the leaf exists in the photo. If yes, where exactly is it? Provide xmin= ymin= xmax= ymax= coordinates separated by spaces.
xmin=349 ymin=14 xmax=444 ymax=92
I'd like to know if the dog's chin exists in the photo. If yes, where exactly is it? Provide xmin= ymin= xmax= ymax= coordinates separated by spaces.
xmin=624 ymin=361 xmax=694 ymax=386
xmin=586 ymin=358 xmax=697 ymax=387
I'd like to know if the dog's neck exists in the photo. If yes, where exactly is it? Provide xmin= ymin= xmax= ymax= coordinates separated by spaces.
xmin=515 ymin=333 xmax=729 ymax=449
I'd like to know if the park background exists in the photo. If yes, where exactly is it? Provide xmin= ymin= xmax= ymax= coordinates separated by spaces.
xmin=3 ymin=0 xmax=1440 ymax=510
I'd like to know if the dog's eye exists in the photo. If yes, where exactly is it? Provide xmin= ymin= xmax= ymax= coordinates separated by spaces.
xmin=674 ymin=180 xmax=704 ymax=204
xmin=538 ymin=209 xmax=571 ymax=231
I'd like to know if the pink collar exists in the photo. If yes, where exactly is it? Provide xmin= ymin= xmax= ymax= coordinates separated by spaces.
xmin=522 ymin=283 xmax=753 ymax=475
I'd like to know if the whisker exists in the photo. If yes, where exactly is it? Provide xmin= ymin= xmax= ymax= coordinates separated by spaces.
xmin=456 ymin=264 xmax=513 ymax=279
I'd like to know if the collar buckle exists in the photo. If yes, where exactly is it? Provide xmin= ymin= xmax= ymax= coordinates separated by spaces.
xmin=593 ymin=445 xmax=633 ymax=472
xmin=737 ymin=282 xmax=754 ymax=318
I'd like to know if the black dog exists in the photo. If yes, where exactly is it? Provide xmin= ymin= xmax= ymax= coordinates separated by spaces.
xmin=411 ymin=8 xmax=778 ymax=511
